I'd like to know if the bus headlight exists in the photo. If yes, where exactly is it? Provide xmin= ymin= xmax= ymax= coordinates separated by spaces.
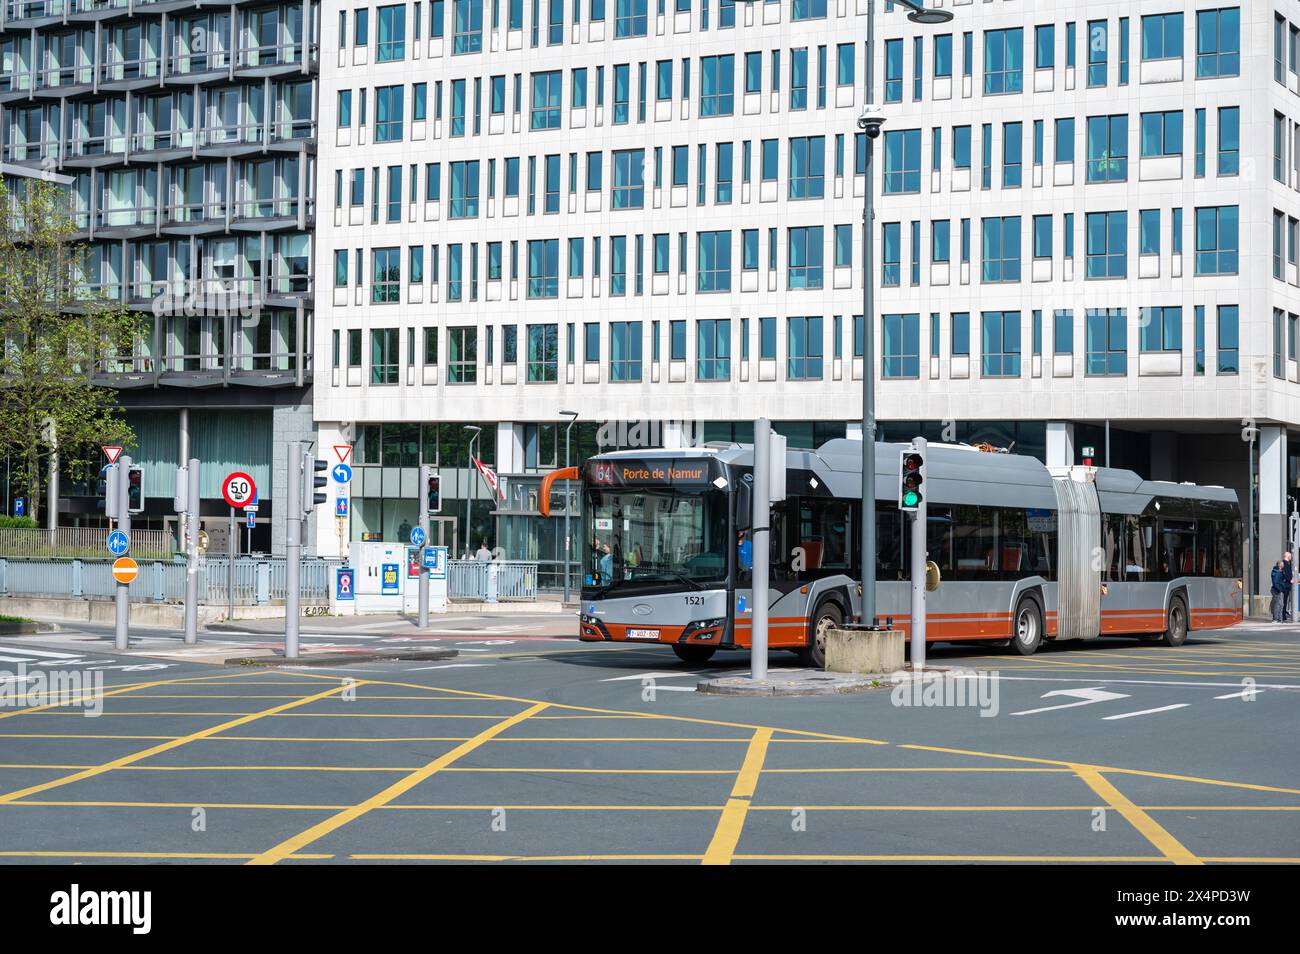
xmin=682 ymin=618 xmax=726 ymax=640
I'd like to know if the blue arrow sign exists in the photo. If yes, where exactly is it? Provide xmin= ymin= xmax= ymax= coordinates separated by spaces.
xmin=107 ymin=529 xmax=130 ymax=557
xmin=409 ymin=526 xmax=426 ymax=547
xmin=332 ymin=463 xmax=353 ymax=484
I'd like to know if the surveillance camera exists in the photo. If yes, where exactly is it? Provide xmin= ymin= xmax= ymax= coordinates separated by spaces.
xmin=858 ymin=105 xmax=887 ymax=138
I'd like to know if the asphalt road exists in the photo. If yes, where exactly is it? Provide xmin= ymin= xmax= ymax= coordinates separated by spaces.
xmin=0 ymin=616 xmax=1296 ymax=864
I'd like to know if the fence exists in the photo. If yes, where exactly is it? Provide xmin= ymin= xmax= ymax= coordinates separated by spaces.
xmin=447 ymin=560 xmax=538 ymax=602
xmin=0 ymin=556 xmax=342 ymax=605
xmin=0 ymin=527 xmax=174 ymax=560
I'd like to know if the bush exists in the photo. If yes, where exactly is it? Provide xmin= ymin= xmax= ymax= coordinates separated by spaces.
xmin=0 ymin=515 xmax=38 ymax=529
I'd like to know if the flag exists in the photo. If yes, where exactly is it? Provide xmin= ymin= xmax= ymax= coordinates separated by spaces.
xmin=472 ymin=457 xmax=503 ymax=500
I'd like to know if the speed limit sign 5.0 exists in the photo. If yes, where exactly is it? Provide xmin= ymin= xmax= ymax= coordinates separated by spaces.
xmin=222 ymin=471 xmax=257 ymax=509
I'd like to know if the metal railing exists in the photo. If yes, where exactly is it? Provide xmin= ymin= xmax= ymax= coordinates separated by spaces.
xmin=447 ymin=560 xmax=538 ymax=602
xmin=0 ymin=555 xmax=342 ymax=605
xmin=0 ymin=527 xmax=172 ymax=559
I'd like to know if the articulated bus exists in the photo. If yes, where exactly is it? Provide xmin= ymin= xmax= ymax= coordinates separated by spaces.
xmin=539 ymin=439 xmax=1243 ymax=665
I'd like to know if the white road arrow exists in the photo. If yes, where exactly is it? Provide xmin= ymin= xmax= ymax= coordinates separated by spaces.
xmin=601 ymin=671 xmax=702 ymax=682
xmin=1011 ymin=687 xmax=1130 ymax=716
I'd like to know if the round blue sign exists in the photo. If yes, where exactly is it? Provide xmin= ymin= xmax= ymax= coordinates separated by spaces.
xmin=332 ymin=462 xmax=353 ymax=484
xmin=409 ymin=526 xmax=426 ymax=546
xmin=106 ymin=529 xmax=130 ymax=557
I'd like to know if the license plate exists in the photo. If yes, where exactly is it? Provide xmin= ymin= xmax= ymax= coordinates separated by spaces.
xmin=627 ymin=628 xmax=660 ymax=640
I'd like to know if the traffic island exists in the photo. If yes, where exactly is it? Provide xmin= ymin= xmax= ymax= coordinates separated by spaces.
xmin=697 ymin=669 xmax=888 ymax=696
xmin=224 ymin=647 xmax=459 ymax=667
xmin=824 ymin=627 xmax=905 ymax=673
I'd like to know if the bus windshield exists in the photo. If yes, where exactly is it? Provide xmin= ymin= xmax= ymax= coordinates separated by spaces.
xmin=584 ymin=487 xmax=729 ymax=590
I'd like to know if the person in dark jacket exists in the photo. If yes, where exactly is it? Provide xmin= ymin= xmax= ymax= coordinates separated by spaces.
xmin=1285 ymin=551 xmax=1295 ymax=621
xmin=1271 ymin=560 xmax=1288 ymax=622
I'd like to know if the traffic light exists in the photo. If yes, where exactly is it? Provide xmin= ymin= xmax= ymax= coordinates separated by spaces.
xmin=126 ymin=464 xmax=145 ymax=514
xmin=301 ymin=451 xmax=328 ymax=515
xmin=899 ymin=448 xmax=924 ymax=512
xmin=426 ymin=472 xmax=441 ymax=514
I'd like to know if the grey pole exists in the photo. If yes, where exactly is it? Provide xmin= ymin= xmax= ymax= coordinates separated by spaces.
xmin=858 ymin=0 xmax=877 ymax=628
xmin=418 ymin=464 xmax=431 ymax=628
xmin=46 ymin=425 xmax=58 ymax=532
xmin=561 ymin=410 xmax=579 ymax=602
xmin=909 ymin=437 xmax=927 ymax=671
xmin=227 ymin=504 xmax=236 ymax=620
xmin=183 ymin=458 xmax=200 ymax=644
xmin=113 ymin=454 xmax=131 ymax=651
xmin=285 ymin=442 xmax=302 ymax=659
xmin=464 ymin=427 xmax=481 ymax=557
xmin=752 ymin=418 xmax=771 ymax=681
xmin=857 ymin=0 xmax=955 ymax=625
xmin=1247 ymin=432 xmax=1256 ymax=600
xmin=1105 ymin=419 xmax=1111 ymax=467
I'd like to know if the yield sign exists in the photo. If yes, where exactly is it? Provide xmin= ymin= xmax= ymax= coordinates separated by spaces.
xmin=103 ymin=445 xmax=123 ymax=464
xmin=333 ymin=444 xmax=353 ymax=464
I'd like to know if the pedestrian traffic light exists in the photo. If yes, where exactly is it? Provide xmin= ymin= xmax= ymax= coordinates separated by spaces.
xmin=126 ymin=465 xmax=145 ymax=514
xmin=426 ymin=473 xmax=441 ymax=514
xmin=899 ymin=448 xmax=924 ymax=512
xmin=301 ymin=451 xmax=328 ymax=515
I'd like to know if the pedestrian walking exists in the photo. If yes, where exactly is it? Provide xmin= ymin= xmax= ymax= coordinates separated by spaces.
xmin=1271 ymin=560 xmax=1288 ymax=622
xmin=1285 ymin=551 xmax=1295 ymax=622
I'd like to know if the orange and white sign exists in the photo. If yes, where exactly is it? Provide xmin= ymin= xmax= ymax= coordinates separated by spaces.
xmin=111 ymin=556 xmax=139 ymax=584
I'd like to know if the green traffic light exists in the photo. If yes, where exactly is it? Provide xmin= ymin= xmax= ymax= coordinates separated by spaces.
xmin=903 ymin=490 xmax=921 ymax=507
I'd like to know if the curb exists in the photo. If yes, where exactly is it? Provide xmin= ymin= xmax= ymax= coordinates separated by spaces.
xmin=225 ymin=647 xmax=459 ymax=667
xmin=697 ymin=672 xmax=887 ymax=696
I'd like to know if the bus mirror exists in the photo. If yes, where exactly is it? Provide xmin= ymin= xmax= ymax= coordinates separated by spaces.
xmin=736 ymin=482 xmax=752 ymax=530
xmin=925 ymin=560 xmax=941 ymax=592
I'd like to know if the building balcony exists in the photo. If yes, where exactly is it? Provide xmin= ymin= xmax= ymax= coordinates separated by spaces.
xmin=2 ymin=0 xmax=307 ymax=30
xmin=0 ymin=41 xmax=316 ymax=103
xmin=10 ymin=119 xmax=314 ymax=171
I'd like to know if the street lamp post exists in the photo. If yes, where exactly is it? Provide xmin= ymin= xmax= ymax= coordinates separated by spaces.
xmin=561 ymin=410 xmax=579 ymax=602
xmin=858 ymin=0 xmax=954 ymax=627
xmin=464 ymin=425 xmax=481 ymax=558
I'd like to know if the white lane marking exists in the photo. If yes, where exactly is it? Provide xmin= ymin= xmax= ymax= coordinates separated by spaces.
xmin=1102 ymin=703 xmax=1191 ymax=721
xmin=601 ymin=672 xmax=701 ymax=682
xmin=1011 ymin=688 xmax=1130 ymax=716
xmin=1214 ymin=689 xmax=1264 ymax=700
xmin=972 ymin=674 xmax=1300 ymax=692
xmin=0 ymin=646 xmax=82 ymax=658
xmin=404 ymin=663 xmax=492 ymax=671
xmin=645 ymin=685 xmax=697 ymax=692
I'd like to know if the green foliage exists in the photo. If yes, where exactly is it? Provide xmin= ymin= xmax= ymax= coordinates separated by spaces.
xmin=0 ymin=515 xmax=38 ymax=529
xmin=0 ymin=179 xmax=140 ymax=518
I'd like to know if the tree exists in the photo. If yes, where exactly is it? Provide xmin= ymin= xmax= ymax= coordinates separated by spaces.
xmin=0 ymin=177 xmax=141 ymax=521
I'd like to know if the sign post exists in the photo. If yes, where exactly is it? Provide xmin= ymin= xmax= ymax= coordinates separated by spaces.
xmin=417 ymin=465 xmax=432 ymax=628
xmin=113 ymin=455 xmax=133 ymax=650
xmin=184 ymin=459 xmax=201 ymax=644
xmin=751 ymin=419 xmax=771 ymax=681
xmin=909 ymin=437 xmax=928 ymax=671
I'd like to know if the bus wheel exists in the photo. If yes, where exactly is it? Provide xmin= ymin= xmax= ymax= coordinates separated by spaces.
xmin=672 ymin=644 xmax=717 ymax=664
xmin=1008 ymin=598 xmax=1043 ymax=656
xmin=799 ymin=603 xmax=843 ymax=669
xmin=1161 ymin=596 xmax=1188 ymax=647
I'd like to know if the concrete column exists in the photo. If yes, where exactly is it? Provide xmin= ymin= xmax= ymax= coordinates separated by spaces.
xmin=1045 ymin=421 xmax=1075 ymax=468
xmin=495 ymin=422 xmax=523 ymax=473
xmin=1258 ymin=426 xmax=1288 ymax=595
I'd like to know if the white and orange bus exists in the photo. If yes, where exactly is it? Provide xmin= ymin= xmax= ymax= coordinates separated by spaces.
xmin=541 ymin=439 xmax=1243 ymax=665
